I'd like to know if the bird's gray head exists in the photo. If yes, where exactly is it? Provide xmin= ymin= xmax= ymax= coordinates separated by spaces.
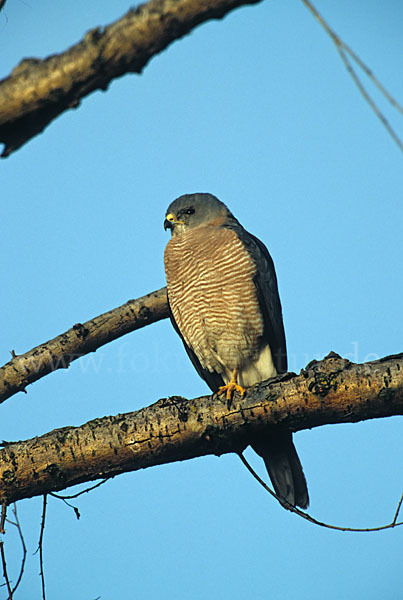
xmin=164 ymin=193 xmax=235 ymax=236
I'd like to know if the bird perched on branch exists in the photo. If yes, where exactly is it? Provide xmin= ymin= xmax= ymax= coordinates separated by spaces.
xmin=163 ymin=193 xmax=308 ymax=509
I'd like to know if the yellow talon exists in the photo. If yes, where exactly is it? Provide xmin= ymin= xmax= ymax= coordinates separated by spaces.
xmin=218 ymin=369 xmax=246 ymax=400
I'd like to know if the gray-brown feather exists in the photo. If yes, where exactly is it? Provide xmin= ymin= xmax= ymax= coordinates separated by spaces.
xmin=165 ymin=225 xmax=269 ymax=383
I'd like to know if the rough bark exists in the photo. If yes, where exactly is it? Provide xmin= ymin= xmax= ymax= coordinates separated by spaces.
xmin=0 ymin=287 xmax=169 ymax=404
xmin=0 ymin=352 xmax=402 ymax=505
xmin=0 ymin=0 xmax=261 ymax=157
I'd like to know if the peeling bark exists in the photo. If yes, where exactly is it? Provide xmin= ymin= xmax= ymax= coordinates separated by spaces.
xmin=0 ymin=0 xmax=261 ymax=157
xmin=1 ymin=352 xmax=402 ymax=504
xmin=0 ymin=287 xmax=169 ymax=404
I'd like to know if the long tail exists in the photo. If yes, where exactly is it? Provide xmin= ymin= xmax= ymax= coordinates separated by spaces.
xmin=250 ymin=430 xmax=309 ymax=509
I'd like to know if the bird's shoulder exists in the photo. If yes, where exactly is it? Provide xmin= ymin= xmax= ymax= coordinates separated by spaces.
xmin=223 ymin=222 xmax=287 ymax=372
xmin=222 ymin=222 xmax=275 ymax=273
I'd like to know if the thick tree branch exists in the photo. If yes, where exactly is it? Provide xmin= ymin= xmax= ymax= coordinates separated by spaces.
xmin=0 ymin=287 xmax=169 ymax=404
xmin=0 ymin=352 xmax=402 ymax=505
xmin=0 ymin=0 xmax=261 ymax=157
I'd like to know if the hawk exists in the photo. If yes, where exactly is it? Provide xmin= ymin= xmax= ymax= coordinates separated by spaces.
xmin=163 ymin=193 xmax=308 ymax=509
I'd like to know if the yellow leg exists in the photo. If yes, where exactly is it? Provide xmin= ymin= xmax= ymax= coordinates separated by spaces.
xmin=218 ymin=368 xmax=246 ymax=400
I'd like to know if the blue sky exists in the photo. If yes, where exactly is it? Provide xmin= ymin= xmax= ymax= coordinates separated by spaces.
xmin=1 ymin=1 xmax=402 ymax=599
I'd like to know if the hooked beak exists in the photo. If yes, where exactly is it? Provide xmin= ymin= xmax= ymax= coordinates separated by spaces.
xmin=164 ymin=213 xmax=183 ymax=231
xmin=164 ymin=218 xmax=173 ymax=231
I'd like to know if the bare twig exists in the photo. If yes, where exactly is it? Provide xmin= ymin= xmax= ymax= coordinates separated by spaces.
xmin=0 ymin=541 xmax=12 ymax=600
xmin=7 ymin=504 xmax=27 ymax=596
xmin=0 ymin=503 xmax=6 ymax=534
xmin=336 ymin=46 xmax=403 ymax=152
xmin=55 ymin=498 xmax=81 ymax=520
xmin=37 ymin=495 xmax=47 ymax=600
xmin=239 ymin=453 xmax=403 ymax=532
xmin=301 ymin=0 xmax=403 ymax=152
xmin=50 ymin=479 xmax=108 ymax=519
xmin=49 ymin=479 xmax=108 ymax=500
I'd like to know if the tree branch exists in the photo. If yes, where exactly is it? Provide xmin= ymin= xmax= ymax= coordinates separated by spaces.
xmin=0 ymin=287 xmax=169 ymax=404
xmin=0 ymin=0 xmax=261 ymax=158
xmin=239 ymin=453 xmax=403 ymax=532
xmin=0 ymin=352 xmax=402 ymax=505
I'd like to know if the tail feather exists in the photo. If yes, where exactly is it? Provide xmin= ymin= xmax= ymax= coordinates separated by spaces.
xmin=251 ymin=431 xmax=309 ymax=509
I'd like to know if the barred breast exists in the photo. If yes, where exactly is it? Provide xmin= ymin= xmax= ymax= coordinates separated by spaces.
xmin=164 ymin=225 xmax=266 ymax=381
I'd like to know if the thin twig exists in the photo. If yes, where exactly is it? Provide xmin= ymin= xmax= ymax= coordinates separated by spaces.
xmin=341 ymin=45 xmax=403 ymax=115
xmin=8 ymin=504 xmax=27 ymax=595
xmin=239 ymin=452 xmax=403 ymax=532
xmin=301 ymin=0 xmax=403 ymax=152
xmin=49 ymin=480 xmax=109 ymax=519
xmin=37 ymin=495 xmax=47 ymax=600
xmin=336 ymin=46 xmax=403 ymax=152
xmin=0 ymin=503 xmax=6 ymax=534
xmin=302 ymin=0 xmax=403 ymax=113
xmin=391 ymin=492 xmax=403 ymax=525
xmin=57 ymin=498 xmax=81 ymax=519
xmin=49 ymin=477 xmax=110 ymax=519
xmin=0 ymin=541 xmax=12 ymax=600
xmin=49 ymin=478 xmax=108 ymax=500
